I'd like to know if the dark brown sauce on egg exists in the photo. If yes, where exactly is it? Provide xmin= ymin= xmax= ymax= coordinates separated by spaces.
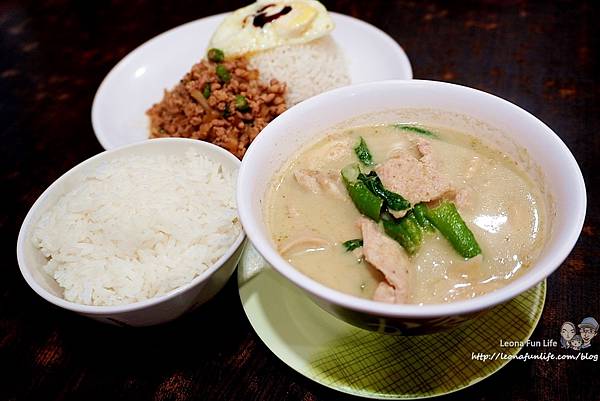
xmin=253 ymin=5 xmax=292 ymax=27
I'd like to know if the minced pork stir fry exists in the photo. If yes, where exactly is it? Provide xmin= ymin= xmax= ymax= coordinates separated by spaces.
xmin=147 ymin=48 xmax=287 ymax=158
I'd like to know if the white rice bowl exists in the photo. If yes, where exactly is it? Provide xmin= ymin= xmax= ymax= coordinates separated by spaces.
xmin=249 ymin=35 xmax=350 ymax=105
xmin=31 ymin=150 xmax=241 ymax=307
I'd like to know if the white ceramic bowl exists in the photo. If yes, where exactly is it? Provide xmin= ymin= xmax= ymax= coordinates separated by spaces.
xmin=91 ymin=12 xmax=412 ymax=150
xmin=17 ymin=138 xmax=245 ymax=327
xmin=237 ymin=80 xmax=586 ymax=334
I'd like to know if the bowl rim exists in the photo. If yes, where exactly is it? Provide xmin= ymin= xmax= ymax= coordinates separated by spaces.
xmin=237 ymin=79 xmax=587 ymax=318
xmin=16 ymin=137 xmax=246 ymax=315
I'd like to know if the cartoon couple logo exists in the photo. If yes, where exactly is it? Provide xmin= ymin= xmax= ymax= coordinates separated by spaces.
xmin=560 ymin=317 xmax=598 ymax=351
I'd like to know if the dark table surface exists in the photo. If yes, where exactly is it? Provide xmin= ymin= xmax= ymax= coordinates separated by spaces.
xmin=1 ymin=1 xmax=598 ymax=400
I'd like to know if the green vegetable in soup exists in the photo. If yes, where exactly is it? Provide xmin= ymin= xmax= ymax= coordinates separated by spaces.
xmin=207 ymin=48 xmax=225 ymax=63
xmin=342 ymin=239 xmax=363 ymax=252
xmin=381 ymin=211 xmax=425 ymax=255
xmin=341 ymin=163 xmax=361 ymax=182
xmin=216 ymin=64 xmax=231 ymax=83
xmin=424 ymin=201 xmax=482 ymax=258
xmin=413 ymin=203 xmax=435 ymax=232
xmin=341 ymin=164 xmax=383 ymax=221
xmin=354 ymin=137 xmax=374 ymax=166
xmin=401 ymin=212 xmax=423 ymax=246
xmin=357 ymin=171 xmax=411 ymax=212
xmin=392 ymin=124 xmax=437 ymax=138
xmin=345 ymin=183 xmax=383 ymax=222
xmin=382 ymin=218 xmax=419 ymax=255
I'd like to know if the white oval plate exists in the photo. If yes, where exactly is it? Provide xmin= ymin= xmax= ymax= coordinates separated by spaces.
xmin=91 ymin=12 xmax=413 ymax=150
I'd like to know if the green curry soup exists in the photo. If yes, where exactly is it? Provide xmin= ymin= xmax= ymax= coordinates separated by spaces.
xmin=265 ymin=124 xmax=545 ymax=305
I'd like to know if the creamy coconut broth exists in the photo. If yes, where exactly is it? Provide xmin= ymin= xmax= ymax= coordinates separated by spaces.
xmin=266 ymin=124 xmax=545 ymax=304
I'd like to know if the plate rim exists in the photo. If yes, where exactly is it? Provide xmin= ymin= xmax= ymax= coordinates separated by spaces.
xmin=91 ymin=12 xmax=413 ymax=151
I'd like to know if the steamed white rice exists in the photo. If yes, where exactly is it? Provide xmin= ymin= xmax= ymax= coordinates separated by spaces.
xmin=32 ymin=150 xmax=241 ymax=306
xmin=249 ymin=35 xmax=350 ymax=105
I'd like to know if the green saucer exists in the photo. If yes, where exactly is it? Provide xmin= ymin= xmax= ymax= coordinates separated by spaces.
xmin=238 ymin=244 xmax=546 ymax=399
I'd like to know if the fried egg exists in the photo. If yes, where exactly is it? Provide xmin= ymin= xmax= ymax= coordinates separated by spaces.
xmin=209 ymin=0 xmax=334 ymax=57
